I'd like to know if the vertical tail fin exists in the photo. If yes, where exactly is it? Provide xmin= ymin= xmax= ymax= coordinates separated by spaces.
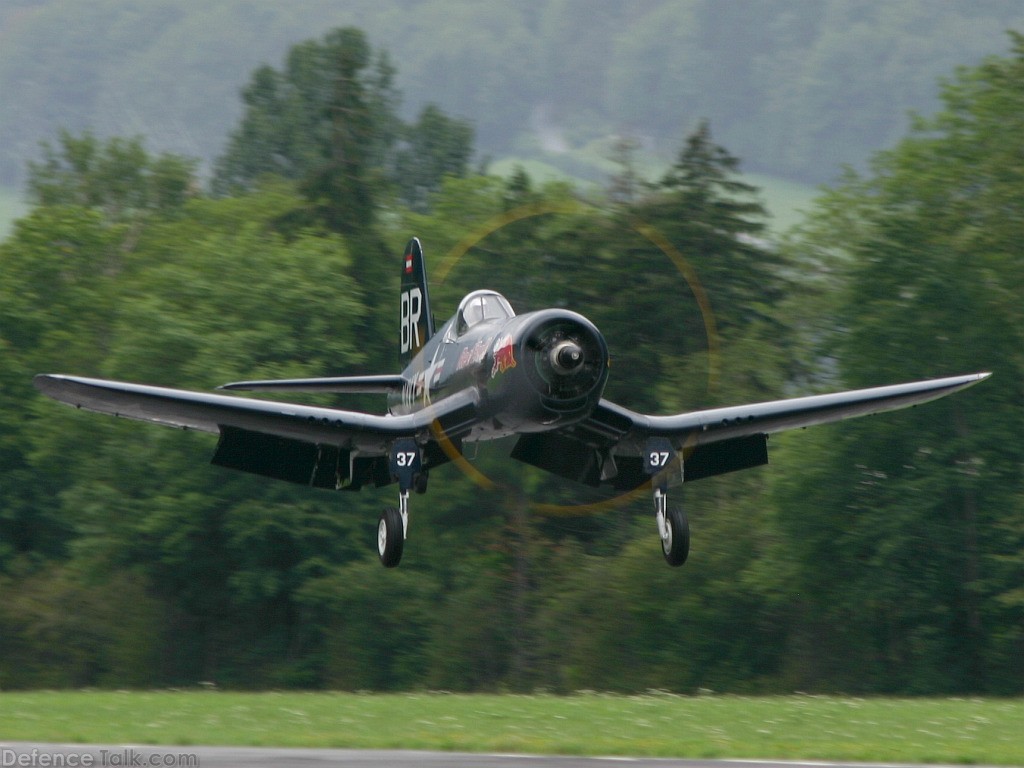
xmin=399 ymin=237 xmax=434 ymax=365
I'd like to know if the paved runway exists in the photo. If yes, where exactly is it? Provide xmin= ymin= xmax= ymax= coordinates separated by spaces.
xmin=0 ymin=744 xmax=979 ymax=768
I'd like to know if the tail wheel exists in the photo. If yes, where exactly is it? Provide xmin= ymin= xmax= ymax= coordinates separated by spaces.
xmin=661 ymin=505 xmax=690 ymax=567
xmin=378 ymin=507 xmax=404 ymax=568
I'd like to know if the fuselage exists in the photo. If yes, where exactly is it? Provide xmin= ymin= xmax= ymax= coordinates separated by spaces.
xmin=388 ymin=293 xmax=609 ymax=442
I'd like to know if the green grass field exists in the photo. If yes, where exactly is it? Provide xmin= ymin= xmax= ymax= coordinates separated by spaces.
xmin=1 ymin=692 xmax=1021 ymax=764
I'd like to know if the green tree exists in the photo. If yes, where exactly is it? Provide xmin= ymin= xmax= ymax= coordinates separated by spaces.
xmin=0 ymin=566 xmax=162 ymax=688
xmin=212 ymin=27 xmax=477 ymax=355
xmin=2 ymin=176 xmax=386 ymax=686
xmin=27 ymin=130 xmax=197 ymax=219
xmin=393 ymin=104 xmax=475 ymax=212
xmin=609 ymin=120 xmax=794 ymax=412
xmin=0 ymin=206 xmax=127 ymax=569
xmin=2 ymin=133 xmax=199 ymax=575
xmin=213 ymin=28 xmax=394 ymax=230
xmin=776 ymin=33 xmax=1024 ymax=693
xmin=213 ymin=26 xmax=479 ymax=221
xmin=79 ymin=191 xmax=375 ymax=685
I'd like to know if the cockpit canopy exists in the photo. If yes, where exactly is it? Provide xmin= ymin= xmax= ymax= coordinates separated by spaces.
xmin=455 ymin=290 xmax=515 ymax=336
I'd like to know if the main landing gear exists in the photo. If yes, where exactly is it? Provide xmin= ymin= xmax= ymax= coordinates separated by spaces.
xmin=646 ymin=438 xmax=690 ymax=567
xmin=379 ymin=439 xmax=423 ymax=568
xmin=378 ymin=437 xmax=690 ymax=568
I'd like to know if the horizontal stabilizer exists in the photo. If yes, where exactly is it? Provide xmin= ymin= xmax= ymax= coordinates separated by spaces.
xmin=219 ymin=375 xmax=405 ymax=394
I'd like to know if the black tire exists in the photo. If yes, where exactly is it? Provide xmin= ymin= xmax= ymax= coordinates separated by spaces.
xmin=378 ymin=507 xmax=404 ymax=568
xmin=661 ymin=506 xmax=690 ymax=567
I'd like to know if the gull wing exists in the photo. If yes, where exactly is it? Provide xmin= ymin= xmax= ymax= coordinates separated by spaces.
xmin=513 ymin=373 xmax=990 ymax=489
xmin=33 ymin=374 xmax=478 ymax=453
xmin=597 ymin=372 xmax=991 ymax=450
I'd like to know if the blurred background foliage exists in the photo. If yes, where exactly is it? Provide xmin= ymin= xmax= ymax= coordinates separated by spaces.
xmin=0 ymin=18 xmax=1021 ymax=693
xmin=2 ymin=0 xmax=1024 ymax=188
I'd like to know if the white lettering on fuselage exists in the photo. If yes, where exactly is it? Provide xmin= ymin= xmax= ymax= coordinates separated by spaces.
xmin=401 ymin=354 xmax=446 ymax=411
xmin=400 ymin=287 xmax=423 ymax=354
xmin=456 ymin=337 xmax=491 ymax=371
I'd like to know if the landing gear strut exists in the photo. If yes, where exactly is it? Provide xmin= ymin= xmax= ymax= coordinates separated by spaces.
xmin=646 ymin=437 xmax=689 ymax=567
xmin=379 ymin=439 xmax=422 ymax=568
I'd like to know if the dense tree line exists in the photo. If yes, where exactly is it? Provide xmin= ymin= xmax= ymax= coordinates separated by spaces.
xmin=3 ymin=1 xmax=1024 ymax=186
xmin=0 ymin=28 xmax=1020 ymax=693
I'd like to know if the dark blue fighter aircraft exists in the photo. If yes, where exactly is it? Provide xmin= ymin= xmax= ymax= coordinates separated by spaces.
xmin=35 ymin=238 xmax=989 ymax=568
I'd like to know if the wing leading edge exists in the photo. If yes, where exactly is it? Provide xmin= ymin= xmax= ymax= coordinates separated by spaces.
xmin=219 ymin=374 xmax=406 ymax=394
xmin=599 ymin=372 xmax=991 ymax=449
xmin=33 ymin=374 xmax=478 ymax=452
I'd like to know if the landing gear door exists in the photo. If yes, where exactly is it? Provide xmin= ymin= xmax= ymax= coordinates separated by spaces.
xmin=644 ymin=437 xmax=682 ymax=489
xmin=389 ymin=437 xmax=422 ymax=491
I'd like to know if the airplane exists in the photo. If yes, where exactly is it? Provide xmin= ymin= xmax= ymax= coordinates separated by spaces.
xmin=35 ymin=238 xmax=990 ymax=568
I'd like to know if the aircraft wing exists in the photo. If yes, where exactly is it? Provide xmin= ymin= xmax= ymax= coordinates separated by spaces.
xmin=597 ymin=372 xmax=991 ymax=450
xmin=33 ymin=374 xmax=478 ymax=453
xmin=515 ymin=373 xmax=990 ymax=489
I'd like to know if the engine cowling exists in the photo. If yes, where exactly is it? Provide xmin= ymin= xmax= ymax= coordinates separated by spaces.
xmin=489 ymin=310 xmax=609 ymax=430
xmin=522 ymin=313 xmax=608 ymax=407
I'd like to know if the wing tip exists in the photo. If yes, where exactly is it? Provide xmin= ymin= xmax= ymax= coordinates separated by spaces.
xmin=960 ymin=371 xmax=992 ymax=387
xmin=33 ymin=373 xmax=69 ymax=394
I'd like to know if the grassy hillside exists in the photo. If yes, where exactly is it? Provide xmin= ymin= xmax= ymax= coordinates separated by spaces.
xmin=5 ymin=1 xmax=1021 ymax=188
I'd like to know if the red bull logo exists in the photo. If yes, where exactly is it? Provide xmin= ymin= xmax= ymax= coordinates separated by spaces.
xmin=491 ymin=335 xmax=517 ymax=378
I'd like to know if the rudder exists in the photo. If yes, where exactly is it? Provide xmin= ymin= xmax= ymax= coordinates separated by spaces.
xmin=399 ymin=237 xmax=434 ymax=365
